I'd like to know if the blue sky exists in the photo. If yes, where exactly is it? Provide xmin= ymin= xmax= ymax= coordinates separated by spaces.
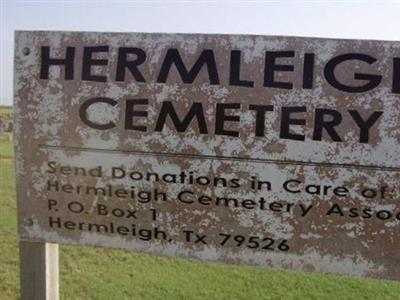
xmin=1 ymin=0 xmax=400 ymax=106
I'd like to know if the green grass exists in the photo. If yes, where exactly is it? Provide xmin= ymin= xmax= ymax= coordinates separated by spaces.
xmin=0 ymin=106 xmax=14 ymax=158
xmin=0 ymin=105 xmax=13 ymax=118
xmin=1 ymin=133 xmax=400 ymax=299
xmin=0 ymin=132 xmax=14 ymax=158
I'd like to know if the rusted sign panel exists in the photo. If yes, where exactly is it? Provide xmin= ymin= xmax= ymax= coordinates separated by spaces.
xmin=14 ymin=31 xmax=400 ymax=281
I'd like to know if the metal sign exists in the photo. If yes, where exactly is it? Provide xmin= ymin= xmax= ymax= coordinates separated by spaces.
xmin=14 ymin=31 xmax=400 ymax=281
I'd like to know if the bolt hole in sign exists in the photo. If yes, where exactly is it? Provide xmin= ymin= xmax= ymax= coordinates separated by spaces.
xmin=14 ymin=31 xmax=400 ymax=281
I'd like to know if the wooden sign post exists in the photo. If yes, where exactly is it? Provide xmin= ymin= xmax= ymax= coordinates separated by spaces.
xmin=14 ymin=31 xmax=400 ymax=298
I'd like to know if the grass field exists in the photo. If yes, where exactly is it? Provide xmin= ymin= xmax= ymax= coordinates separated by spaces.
xmin=0 ymin=132 xmax=13 ymax=159
xmin=1 ymin=107 xmax=400 ymax=299
xmin=0 ymin=106 xmax=14 ymax=159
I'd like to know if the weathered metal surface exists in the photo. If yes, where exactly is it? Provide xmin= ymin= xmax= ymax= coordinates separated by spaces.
xmin=14 ymin=31 xmax=400 ymax=281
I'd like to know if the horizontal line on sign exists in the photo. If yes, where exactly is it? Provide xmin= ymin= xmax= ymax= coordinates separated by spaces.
xmin=38 ymin=144 xmax=400 ymax=172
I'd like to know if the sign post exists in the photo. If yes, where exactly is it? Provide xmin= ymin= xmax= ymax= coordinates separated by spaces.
xmin=14 ymin=30 xmax=400 ymax=296
xmin=19 ymin=241 xmax=59 ymax=300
